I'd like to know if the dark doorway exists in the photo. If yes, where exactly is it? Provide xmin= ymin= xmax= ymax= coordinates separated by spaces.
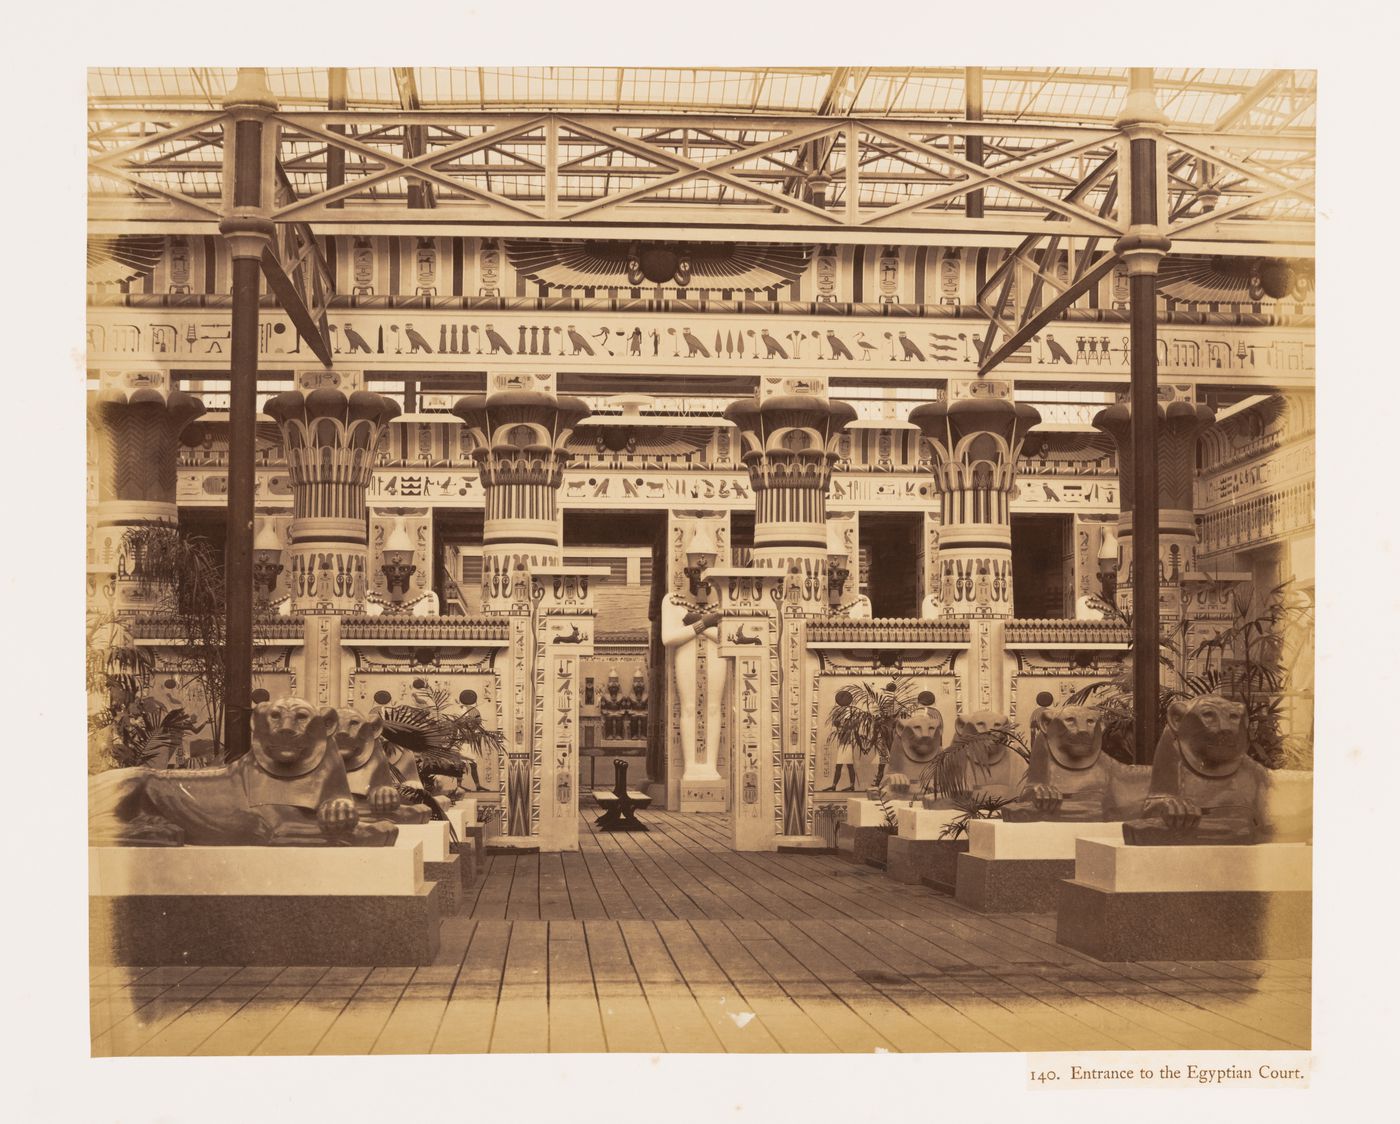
xmin=859 ymin=513 xmax=921 ymax=618
xmin=1011 ymin=514 xmax=1073 ymax=618
xmin=433 ymin=508 xmax=484 ymax=615
xmin=180 ymin=508 xmax=228 ymax=573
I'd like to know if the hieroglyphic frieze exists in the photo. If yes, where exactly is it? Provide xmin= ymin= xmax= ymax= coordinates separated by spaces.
xmin=87 ymin=307 xmax=1316 ymax=385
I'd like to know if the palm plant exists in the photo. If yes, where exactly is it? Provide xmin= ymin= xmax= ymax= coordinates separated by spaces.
xmin=118 ymin=525 xmax=230 ymax=759
xmin=86 ymin=617 xmax=202 ymax=770
xmin=826 ymin=678 xmax=924 ymax=788
xmin=938 ymin=793 xmax=1015 ymax=840
xmin=911 ymin=722 xmax=1031 ymax=806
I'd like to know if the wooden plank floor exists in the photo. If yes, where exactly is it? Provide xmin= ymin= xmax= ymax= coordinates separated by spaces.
xmin=91 ymin=809 xmax=1311 ymax=1056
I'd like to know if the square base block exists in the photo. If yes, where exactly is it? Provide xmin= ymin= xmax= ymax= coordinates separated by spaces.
xmin=955 ymin=853 xmax=1075 ymax=913
xmin=846 ymin=798 xmax=895 ymax=829
xmin=836 ymin=823 xmax=892 ymax=869
xmin=679 ymin=778 xmax=727 ymax=813
xmin=894 ymin=805 xmax=966 ymax=840
xmin=1075 ymin=839 xmax=1312 ymax=893
xmin=1057 ymin=881 xmax=1312 ymax=961
xmin=452 ymin=824 xmax=485 ymax=863
xmin=444 ymin=800 xmax=477 ymax=841
xmin=395 ymin=822 xmax=452 ymax=863
xmin=968 ymin=819 xmax=1125 ymax=860
xmin=885 ymin=835 xmax=968 ymax=890
xmin=91 ymin=885 xmax=442 ymax=966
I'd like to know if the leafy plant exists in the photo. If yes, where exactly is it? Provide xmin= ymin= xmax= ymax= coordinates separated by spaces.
xmin=938 ymin=793 xmax=1015 ymax=840
xmin=119 ymin=525 xmax=231 ymax=759
xmin=911 ymin=723 xmax=1031 ymax=805
xmin=1065 ymin=579 xmax=1315 ymax=769
xmin=826 ymin=678 xmax=924 ymax=781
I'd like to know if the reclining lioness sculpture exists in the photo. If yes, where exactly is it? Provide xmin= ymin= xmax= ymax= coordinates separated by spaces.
xmin=89 ymin=697 xmax=397 ymax=846
xmin=1122 ymin=695 xmax=1271 ymax=845
xmin=1002 ymin=704 xmax=1133 ymax=822
xmin=336 ymin=707 xmax=432 ymax=824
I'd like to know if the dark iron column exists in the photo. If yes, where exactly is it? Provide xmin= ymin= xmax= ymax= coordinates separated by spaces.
xmin=219 ymin=69 xmax=279 ymax=761
xmin=1114 ymin=69 xmax=1171 ymax=763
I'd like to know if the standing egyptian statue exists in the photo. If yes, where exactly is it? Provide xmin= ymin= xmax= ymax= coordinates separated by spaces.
xmin=1122 ymin=695 xmax=1272 ymax=845
xmin=661 ymin=528 xmax=727 ymax=783
xmin=627 ymin=669 xmax=649 ymax=740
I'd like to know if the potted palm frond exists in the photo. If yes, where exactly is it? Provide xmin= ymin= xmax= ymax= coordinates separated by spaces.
xmin=825 ymin=678 xmax=923 ymax=801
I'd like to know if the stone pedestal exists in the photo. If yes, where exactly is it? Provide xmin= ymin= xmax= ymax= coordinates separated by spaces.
xmin=886 ymin=836 xmax=968 ymax=890
xmin=836 ymin=823 xmax=893 ymax=869
xmin=395 ymin=822 xmax=467 ymax=914
xmin=679 ymin=777 xmax=727 ymax=813
xmin=88 ymin=845 xmax=441 ymax=965
xmin=955 ymin=820 xmax=1126 ymax=913
xmin=885 ymin=805 xmax=968 ymax=889
xmin=1056 ymin=838 xmax=1312 ymax=960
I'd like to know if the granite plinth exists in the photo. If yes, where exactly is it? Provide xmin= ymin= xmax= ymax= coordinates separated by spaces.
xmin=391 ymin=827 xmax=464 ymax=913
xmin=451 ymin=823 xmax=485 ymax=862
xmin=885 ymin=835 xmax=967 ymax=890
xmin=955 ymin=854 xmax=1075 ymax=912
xmin=88 ymin=845 xmax=441 ymax=966
xmin=836 ymin=823 xmax=893 ymax=869
xmin=1057 ymin=881 xmax=1312 ymax=961
xmin=952 ymin=821 xmax=1125 ymax=912
xmin=91 ymin=886 xmax=442 ymax=966
xmin=1056 ymin=839 xmax=1313 ymax=960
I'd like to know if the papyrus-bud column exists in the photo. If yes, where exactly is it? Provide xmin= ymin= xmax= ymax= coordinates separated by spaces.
xmin=722 ymin=393 xmax=856 ymax=609
xmin=909 ymin=395 xmax=1042 ymax=620
xmin=451 ymin=389 xmax=590 ymax=613
xmin=88 ymin=379 xmax=206 ymax=613
xmin=1092 ymin=401 xmax=1216 ymax=627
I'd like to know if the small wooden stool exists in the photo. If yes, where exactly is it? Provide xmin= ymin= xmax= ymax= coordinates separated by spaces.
xmin=593 ymin=759 xmax=652 ymax=832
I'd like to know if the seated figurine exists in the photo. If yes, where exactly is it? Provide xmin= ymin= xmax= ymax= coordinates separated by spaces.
xmin=1122 ymin=695 xmax=1271 ymax=845
xmin=89 ymin=698 xmax=397 ymax=847
xmin=886 ymin=693 xmax=944 ymax=796
xmin=336 ymin=707 xmax=432 ymax=824
xmin=1002 ymin=705 xmax=1131 ymax=822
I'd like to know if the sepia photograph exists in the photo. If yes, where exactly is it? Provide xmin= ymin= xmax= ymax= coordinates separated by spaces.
xmin=10 ymin=7 xmax=1388 ymax=1113
xmin=81 ymin=60 xmax=1320 ymax=1060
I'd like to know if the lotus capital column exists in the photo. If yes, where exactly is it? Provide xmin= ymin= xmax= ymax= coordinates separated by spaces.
xmin=722 ymin=389 xmax=855 ymax=610
xmin=1093 ymin=399 xmax=1216 ymax=623
xmin=263 ymin=380 xmax=401 ymax=615
xmin=88 ymin=373 xmax=206 ymax=613
xmin=910 ymin=390 xmax=1041 ymax=619
xmin=451 ymin=384 xmax=590 ymax=613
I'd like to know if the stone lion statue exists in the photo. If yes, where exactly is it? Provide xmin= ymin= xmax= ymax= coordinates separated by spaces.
xmin=336 ymin=707 xmax=432 ymax=824
xmin=1123 ymin=695 xmax=1272 ymax=845
xmin=89 ymin=698 xmax=398 ymax=847
xmin=1003 ymin=704 xmax=1132 ymax=822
